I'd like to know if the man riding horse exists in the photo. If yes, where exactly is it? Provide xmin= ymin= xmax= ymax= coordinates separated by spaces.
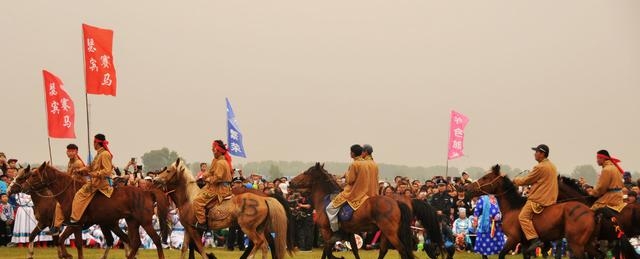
xmin=69 ymin=134 xmax=114 ymax=226
xmin=50 ymin=144 xmax=86 ymax=235
xmin=512 ymin=144 xmax=558 ymax=253
xmin=361 ymin=144 xmax=379 ymax=198
xmin=325 ymin=144 xmax=371 ymax=238
xmin=590 ymin=150 xmax=626 ymax=213
xmin=192 ymin=139 xmax=233 ymax=231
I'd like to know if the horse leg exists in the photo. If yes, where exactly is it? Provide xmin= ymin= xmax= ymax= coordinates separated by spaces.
xmin=183 ymin=224 xmax=207 ymax=259
xmin=57 ymin=227 xmax=73 ymax=259
xmin=376 ymin=236 xmax=389 ymax=259
xmin=346 ymin=233 xmax=361 ymax=259
xmin=378 ymin=223 xmax=410 ymax=259
xmin=243 ymin=229 xmax=267 ymax=259
xmin=240 ymin=238 xmax=255 ymax=259
xmin=73 ymin=228 xmax=84 ymax=259
xmin=27 ymin=225 xmax=42 ymax=259
xmin=99 ymin=226 xmax=114 ymax=259
xmin=141 ymin=222 xmax=166 ymax=259
xmin=181 ymin=233 xmax=189 ymax=259
xmin=499 ymin=235 xmax=520 ymax=259
xmin=320 ymin=227 xmax=343 ymax=259
xmin=126 ymin=221 xmax=142 ymax=259
xmin=111 ymin=224 xmax=131 ymax=258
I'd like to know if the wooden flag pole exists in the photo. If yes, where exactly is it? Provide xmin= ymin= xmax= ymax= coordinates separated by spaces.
xmin=47 ymin=137 xmax=54 ymax=164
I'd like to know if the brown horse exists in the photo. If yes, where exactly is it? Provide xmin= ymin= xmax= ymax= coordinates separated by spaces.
xmin=152 ymin=159 xmax=294 ymax=259
xmin=22 ymin=162 xmax=169 ymax=259
xmin=7 ymin=166 xmax=130 ymax=259
xmin=464 ymin=165 xmax=598 ymax=259
xmin=557 ymin=176 xmax=640 ymax=259
xmin=289 ymin=163 xmax=415 ymax=259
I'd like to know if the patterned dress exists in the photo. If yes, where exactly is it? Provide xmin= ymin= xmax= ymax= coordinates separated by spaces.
xmin=11 ymin=193 xmax=52 ymax=243
xmin=473 ymin=195 xmax=505 ymax=255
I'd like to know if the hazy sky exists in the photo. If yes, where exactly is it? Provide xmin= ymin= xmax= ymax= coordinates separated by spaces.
xmin=1 ymin=1 xmax=638 ymax=174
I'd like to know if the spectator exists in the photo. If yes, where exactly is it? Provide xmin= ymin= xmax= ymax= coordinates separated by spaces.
xmin=431 ymin=179 xmax=454 ymax=224
xmin=7 ymin=159 xmax=18 ymax=169
xmin=11 ymin=193 xmax=52 ymax=245
xmin=452 ymin=208 xmax=472 ymax=251
xmin=383 ymin=186 xmax=395 ymax=196
xmin=473 ymin=195 xmax=505 ymax=259
xmin=0 ymin=175 xmax=8 ymax=194
xmin=0 ymin=193 xmax=14 ymax=246
xmin=294 ymin=192 xmax=314 ymax=251
xmin=461 ymin=171 xmax=473 ymax=184
xmin=626 ymin=191 xmax=637 ymax=204
xmin=0 ymin=153 xmax=7 ymax=175
xmin=196 ymin=163 xmax=207 ymax=180
xmin=453 ymin=187 xmax=472 ymax=220
xmin=624 ymin=172 xmax=635 ymax=188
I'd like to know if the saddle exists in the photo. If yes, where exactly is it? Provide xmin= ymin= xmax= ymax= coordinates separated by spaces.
xmin=205 ymin=195 xmax=234 ymax=221
xmin=324 ymin=194 xmax=355 ymax=222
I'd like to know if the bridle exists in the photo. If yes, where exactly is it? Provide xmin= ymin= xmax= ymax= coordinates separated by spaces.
xmin=473 ymin=175 xmax=505 ymax=196
xmin=28 ymin=167 xmax=74 ymax=199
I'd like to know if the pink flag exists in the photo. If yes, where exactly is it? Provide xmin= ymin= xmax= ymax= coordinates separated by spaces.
xmin=448 ymin=110 xmax=469 ymax=160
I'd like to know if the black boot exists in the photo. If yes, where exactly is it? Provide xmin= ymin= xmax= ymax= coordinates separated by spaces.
xmin=193 ymin=222 xmax=208 ymax=231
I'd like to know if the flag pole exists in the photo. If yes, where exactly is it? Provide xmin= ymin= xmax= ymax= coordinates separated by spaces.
xmin=47 ymin=137 xmax=54 ymax=164
xmin=42 ymin=73 xmax=54 ymax=164
xmin=81 ymin=27 xmax=92 ymax=161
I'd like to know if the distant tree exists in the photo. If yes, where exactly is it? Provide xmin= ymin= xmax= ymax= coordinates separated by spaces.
xmin=571 ymin=164 xmax=598 ymax=185
xmin=141 ymin=147 xmax=181 ymax=172
xmin=268 ymin=164 xmax=283 ymax=180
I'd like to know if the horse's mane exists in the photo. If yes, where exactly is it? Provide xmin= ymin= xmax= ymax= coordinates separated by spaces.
xmin=173 ymin=161 xmax=200 ymax=202
xmin=500 ymin=176 xmax=527 ymax=208
xmin=558 ymin=175 xmax=589 ymax=196
xmin=308 ymin=163 xmax=341 ymax=193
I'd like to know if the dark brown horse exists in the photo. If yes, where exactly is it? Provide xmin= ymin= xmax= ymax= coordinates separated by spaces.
xmin=22 ymin=163 xmax=169 ymax=259
xmin=152 ymin=159 xmax=295 ymax=259
xmin=289 ymin=163 xmax=415 ymax=259
xmin=464 ymin=165 xmax=598 ymax=259
xmin=7 ymin=166 xmax=131 ymax=259
xmin=557 ymin=176 xmax=640 ymax=259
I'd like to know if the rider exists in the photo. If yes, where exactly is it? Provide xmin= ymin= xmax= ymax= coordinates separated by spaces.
xmin=192 ymin=140 xmax=233 ymax=231
xmin=51 ymin=144 xmax=86 ymax=234
xmin=361 ymin=144 xmax=379 ymax=197
xmin=69 ymin=134 xmax=114 ymax=226
xmin=512 ymin=144 xmax=558 ymax=253
xmin=589 ymin=150 xmax=626 ymax=212
xmin=326 ymin=144 xmax=369 ymax=235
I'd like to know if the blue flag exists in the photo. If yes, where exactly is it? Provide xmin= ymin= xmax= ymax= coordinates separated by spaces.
xmin=226 ymin=98 xmax=246 ymax=158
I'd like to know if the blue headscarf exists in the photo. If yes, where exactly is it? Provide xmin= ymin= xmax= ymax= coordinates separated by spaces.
xmin=477 ymin=195 xmax=492 ymax=233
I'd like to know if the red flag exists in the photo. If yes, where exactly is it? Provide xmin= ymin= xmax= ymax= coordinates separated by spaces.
xmin=43 ymin=70 xmax=76 ymax=138
xmin=83 ymin=23 xmax=116 ymax=96
xmin=448 ymin=110 xmax=469 ymax=160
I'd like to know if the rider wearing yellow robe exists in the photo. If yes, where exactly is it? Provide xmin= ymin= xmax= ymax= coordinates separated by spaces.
xmin=590 ymin=150 xmax=626 ymax=212
xmin=192 ymin=140 xmax=233 ymax=230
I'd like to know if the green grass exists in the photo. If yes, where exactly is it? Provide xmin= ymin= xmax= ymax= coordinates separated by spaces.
xmin=0 ymin=247 xmax=531 ymax=259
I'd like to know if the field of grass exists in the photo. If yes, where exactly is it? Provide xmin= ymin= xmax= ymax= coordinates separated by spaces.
xmin=0 ymin=247 xmax=532 ymax=259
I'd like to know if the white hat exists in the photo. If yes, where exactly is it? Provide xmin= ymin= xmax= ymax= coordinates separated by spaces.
xmin=458 ymin=207 xmax=467 ymax=213
xmin=144 ymin=176 xmax=153 ymax=180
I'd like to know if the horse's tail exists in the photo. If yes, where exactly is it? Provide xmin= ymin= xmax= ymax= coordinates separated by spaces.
xmin=265 ymin=198 xmax=291 ymax=259
xmin=412 ymin=199 xmax=444 ymax=256
xmin=270 ymin=192 xmax=296 ymax=254
xmin=397 ymin=201 xmax=416 ymax=259
xmin=618 ymin=237 xmax=639 ymax=259
xmin=149 ymin=188 xmax=170 ymax=243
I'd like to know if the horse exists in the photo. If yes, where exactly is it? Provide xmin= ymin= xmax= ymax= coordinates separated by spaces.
xmin=557 ymin=176 xmax=640 ymax=259
xmin=21 ymin=162 xmax=169 ymax=259
xmin=152 ymin=159 xmax=295 ymax=259
xmin=464 ymin=165 xmax=598 ymax=259
xmin=7 ymin=165 xmax=130 ymax=259
xmin=289 ymin=163 xmax=416 ymax=259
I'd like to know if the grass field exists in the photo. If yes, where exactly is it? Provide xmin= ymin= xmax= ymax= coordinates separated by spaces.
xmin=0 ymin=247 xmax=530 ymax=259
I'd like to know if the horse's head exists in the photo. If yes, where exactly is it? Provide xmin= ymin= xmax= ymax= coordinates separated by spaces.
xmin=7 ymin=165 xmax=31 ymax=195
xmin=22 ymin=162 xmax=53 ymax=193
xmin=465 ymin=164 xmax=506 ymax=197
xmin=153 ymin=158 xmax=182 ymax=191
xmin=290 ymin=162 xmax=339 ymax=194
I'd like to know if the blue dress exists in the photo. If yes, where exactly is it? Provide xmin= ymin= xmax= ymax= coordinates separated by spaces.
xmin=473 ymin=195 xmax=505 ymax=255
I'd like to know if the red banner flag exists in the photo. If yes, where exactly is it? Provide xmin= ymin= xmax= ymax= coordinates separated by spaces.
xmin=43 ymin=70 xmax=76 ymax=138
xmin=83 ymin=23 xmax=116 ymax=96
xmin=448 ymin=110 xmax=469 ymax=160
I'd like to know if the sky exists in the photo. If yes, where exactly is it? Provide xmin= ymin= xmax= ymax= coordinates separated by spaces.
xmin=1 ymin=1 xmax=638 ymax=174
